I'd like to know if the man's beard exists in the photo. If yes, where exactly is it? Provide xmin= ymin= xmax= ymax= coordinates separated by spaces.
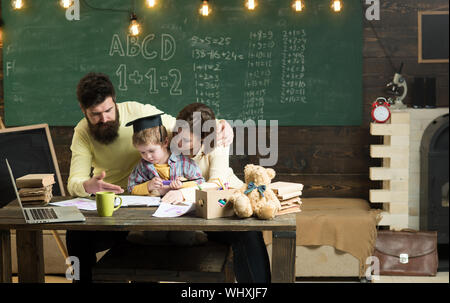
xmin=87 ymin=107 xmax=120 ymax=145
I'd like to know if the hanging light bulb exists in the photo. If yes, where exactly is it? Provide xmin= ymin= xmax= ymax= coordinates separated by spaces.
xmin=146 ymin=0 xmax=156 ymax=8
xmin=129 ymin=14 xmax=141 ymax=36
xmin=331 ymin=0 xmax=342 ymax=12
xmin=0 ymin=19 xmax=3 ymax=47
xmin=245 ymin=0 xmax=257 ymax=10
xmin=60 ymin=0 xmax=73 ymax=9
xmin=199 ymin=0 xmax=211 ymax=16
xmin=292 ymin=0 xmax=304 ymax=12
xmin=11 ymin=0 xmax=24 ymax=10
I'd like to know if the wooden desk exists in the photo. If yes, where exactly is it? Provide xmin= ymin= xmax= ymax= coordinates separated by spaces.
xmin=0 ymin=197 xmax=296 ymax=283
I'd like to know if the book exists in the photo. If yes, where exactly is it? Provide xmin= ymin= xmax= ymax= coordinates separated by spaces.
xmin=270 ymin=181 xmax=304 ymax=195
xmin=276 ymin=205 xmax=301 ymax=216
xmin=19 ymin=185 xmax=53 ymax=197
xmin=20 ymin=192 xmax=52 ymax=203
xmin=280 ymin=197 xmax=301 ymax=206
xmin=16 ymin=174 xmax=55 ymax=188
xmin=276 ymin=190 xmax=302 ymax=201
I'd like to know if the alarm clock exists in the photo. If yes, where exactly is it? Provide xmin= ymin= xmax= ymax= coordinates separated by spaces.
xmin=371 ymin=97 xmax=391 ymax=123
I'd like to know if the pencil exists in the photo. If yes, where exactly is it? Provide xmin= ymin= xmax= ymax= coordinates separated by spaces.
xmin=162 ymin=178 xmax=203 ymax=186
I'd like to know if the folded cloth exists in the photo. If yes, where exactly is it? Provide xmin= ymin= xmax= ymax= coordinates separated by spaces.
xmin=296 ymin=198 xmax=382 ymax=277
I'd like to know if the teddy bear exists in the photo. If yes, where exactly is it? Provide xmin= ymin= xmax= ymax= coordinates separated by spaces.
xmin=228 ymin=164 xmax=281 ymax=220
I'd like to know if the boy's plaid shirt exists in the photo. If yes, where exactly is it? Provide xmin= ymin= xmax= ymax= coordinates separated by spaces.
xmin=127 ymin=152 xmax=205 ymax=193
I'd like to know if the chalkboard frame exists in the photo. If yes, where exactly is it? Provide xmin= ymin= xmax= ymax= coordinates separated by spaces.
xmin=418 ymin=11 xmax=449 ymax=63
xmin=0 ymin=124 xmax=65 ymax=208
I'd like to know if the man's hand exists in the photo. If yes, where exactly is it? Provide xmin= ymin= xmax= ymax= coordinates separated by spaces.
xmin=217 ymin=120 xmax=234 ymax=147
xmin=161 ymin=189 xmax=184 ymax=204
xmin=83 ymin=171 xmax=124 ymax=194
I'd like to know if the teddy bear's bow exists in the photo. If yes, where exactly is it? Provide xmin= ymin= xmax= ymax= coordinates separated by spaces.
xmin=244 ymin=182 xmax=266 ymax=197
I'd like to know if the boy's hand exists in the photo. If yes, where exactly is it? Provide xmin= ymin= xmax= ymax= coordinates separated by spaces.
xmin=169 ymin=177 xmax=183 ymax=190
xmin=83 ymin=171 xmax=124 ymax=194
xmin=147 ymin=177 xmax=163 ymax=191
xmin=161 ymin=189 xmax=184 ymax=204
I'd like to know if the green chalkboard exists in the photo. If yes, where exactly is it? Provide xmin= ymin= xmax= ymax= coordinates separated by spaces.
xmin=2 ymin=0 xmax=363 ymax=126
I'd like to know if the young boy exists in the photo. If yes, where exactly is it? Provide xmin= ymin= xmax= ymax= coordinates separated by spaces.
xmin=126 ymin=113 xmax=205 ymax=200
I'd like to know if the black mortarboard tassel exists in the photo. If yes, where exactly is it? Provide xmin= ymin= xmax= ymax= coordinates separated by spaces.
xmin=125 ymin=113 xmax=163 ymax=141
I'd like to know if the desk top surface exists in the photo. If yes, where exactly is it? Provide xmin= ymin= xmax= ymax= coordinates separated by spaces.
xmin=0 ymin=197 xmax=296 ymax=232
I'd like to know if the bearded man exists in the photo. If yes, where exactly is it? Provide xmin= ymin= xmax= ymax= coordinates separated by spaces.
xmin=66 ymin=72 xmax=233 ymax=282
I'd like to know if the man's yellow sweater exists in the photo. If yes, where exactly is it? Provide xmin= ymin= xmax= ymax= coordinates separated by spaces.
xmin=67 ymin=101 xmax=176 ymax=197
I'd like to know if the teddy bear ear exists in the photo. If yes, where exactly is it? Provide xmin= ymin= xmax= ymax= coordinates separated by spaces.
xmin=244 ymin=164 xmax=255 ymax=174
xmin=266 ymin=168 xmax=276 ymax=179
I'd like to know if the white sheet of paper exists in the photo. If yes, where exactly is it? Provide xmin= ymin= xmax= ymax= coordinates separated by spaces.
xmin=49 ymin=198 xmax=97 ymax=211
xmin=119 ymin=195 xmax=161 ymax=207
xmin=50 ymin=195 xmax=161 ymax=211
xmin=152 ymin=202 xmax=196 ymax=218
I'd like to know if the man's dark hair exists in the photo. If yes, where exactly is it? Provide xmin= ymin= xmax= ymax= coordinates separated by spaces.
xmin=76 ymin=72 xmax=116 ymax=109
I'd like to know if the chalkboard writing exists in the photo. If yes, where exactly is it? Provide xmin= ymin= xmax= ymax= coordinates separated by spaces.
xmin=2 ymin=0 xmax=363 ymax=126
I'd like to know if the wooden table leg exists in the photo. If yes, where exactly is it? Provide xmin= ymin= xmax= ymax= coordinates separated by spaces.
xmin=0 ymin=230 xmax=12 ymax=283
xmin=271 ymin=231 xmax=296 ymax=283
xmin=16 ymin=230 xmax=45 ymax=283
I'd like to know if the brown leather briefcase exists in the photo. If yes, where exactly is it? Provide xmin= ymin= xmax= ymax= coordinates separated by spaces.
xmin=374 ymin=229 xmax=438 ymax=276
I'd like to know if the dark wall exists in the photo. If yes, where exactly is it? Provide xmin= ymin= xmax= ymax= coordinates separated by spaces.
xmin=1 ymin=1 xmax=448 ymax=199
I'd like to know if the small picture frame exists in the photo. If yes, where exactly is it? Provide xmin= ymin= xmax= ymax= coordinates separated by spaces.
xmin=418 ymin=11 xmax=449 ymax=63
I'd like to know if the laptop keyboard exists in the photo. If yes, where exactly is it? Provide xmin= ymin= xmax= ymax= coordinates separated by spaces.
xmin=28 ymin=208 xmax=58 ymax=221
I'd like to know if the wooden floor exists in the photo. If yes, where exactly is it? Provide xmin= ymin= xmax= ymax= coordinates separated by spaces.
xmin=11 ymin=272 xmax=449 ymax=283
xmin=373 ymin=272 xmax=449 ymax=283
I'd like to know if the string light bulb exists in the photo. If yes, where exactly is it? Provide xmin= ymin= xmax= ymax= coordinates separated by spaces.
xmin=11 ymin=0 xmax=24 ymax=10
xmin=199 ymin=0 xmax=211 ymax=17
xmin=129 ymin=14 xmax=141 ymax=36
xmin=146 ymin=0 xmax=156 ymax=8
xmin=331 ymin=0 xmax=342 ymax=12
xmin=245 ymin=0 xmax=257 ymax=10
xmin=292 ymin=0 xmax=304 ymax=12
xmin=60 ymin=0 xmax=73 ymax=9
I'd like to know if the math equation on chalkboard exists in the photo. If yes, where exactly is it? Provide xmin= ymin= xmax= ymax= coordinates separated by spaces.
xmin=108 ymin=30 xmax=308 ymax=121
xmin=2 ymin=0 xmax=362 ymax=126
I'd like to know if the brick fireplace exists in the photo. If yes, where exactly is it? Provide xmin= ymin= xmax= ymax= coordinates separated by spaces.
xmin=408 ymin=108 xmax=449 ymax=230
xmin=370 ymin=108 xmax=449 ymax=230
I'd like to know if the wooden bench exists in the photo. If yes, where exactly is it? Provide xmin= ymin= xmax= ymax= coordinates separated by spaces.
xmin=92 ymin=241 xmax=235 ymax=283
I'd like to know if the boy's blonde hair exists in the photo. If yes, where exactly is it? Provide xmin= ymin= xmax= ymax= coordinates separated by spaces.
xmin=132 ymin=125 xmax=169 ymax=146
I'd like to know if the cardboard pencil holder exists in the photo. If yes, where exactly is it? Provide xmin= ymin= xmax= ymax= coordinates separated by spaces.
xmin=195 ymin=188 xmax=237 ymax=219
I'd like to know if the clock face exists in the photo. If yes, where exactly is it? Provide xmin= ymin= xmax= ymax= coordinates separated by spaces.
xmin=373 ymin=106 xmax=390 ymax=122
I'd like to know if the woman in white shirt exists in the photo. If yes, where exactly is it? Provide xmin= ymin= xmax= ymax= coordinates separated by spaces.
xmin=163 ymin=103 xmax=271 ymax=283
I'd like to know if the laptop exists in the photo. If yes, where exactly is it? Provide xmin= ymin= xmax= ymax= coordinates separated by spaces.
xmin=5 ymin=159 xmax=86 ymax=224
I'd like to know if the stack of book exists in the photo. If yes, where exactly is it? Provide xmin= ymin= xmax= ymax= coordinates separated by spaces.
xmin=270 ymin=181 xmax=303 ymax=216
xmin=16 ymin=174 xmax=55 ymax=206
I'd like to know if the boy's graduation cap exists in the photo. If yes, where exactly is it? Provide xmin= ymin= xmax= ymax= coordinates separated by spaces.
xmin=125 ymin=113 xmax=164 ymax=141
